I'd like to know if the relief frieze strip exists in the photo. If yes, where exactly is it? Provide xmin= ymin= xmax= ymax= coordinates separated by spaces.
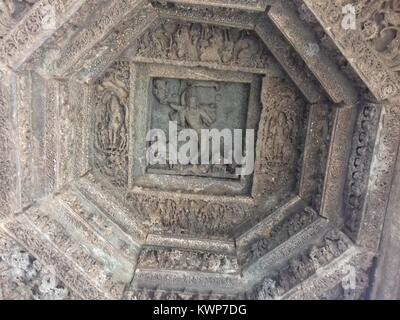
xmin=280 ymin=247 xmax=364 ymax=300
xmin=130 ymin=57 xmax=270 ymax=76
xmin=250 ymin=229 xmax=353 ymax=299
xmin=146 ymin=234 xmax=236 ymax=255
xmin=76 ymin=176 xmax=147 ymax=242
xmin=1 ymin=215 xmax=107 ymax=300
xmin=127 ymin=190 xmax=253 ymax=239
xmin=344 ymin=103 xmax=381 ymax=241
xmin=299 ymin=103 xmax=331 ymax=201
xmin=268 ymin=2 xmax=358 ymax=105
xmin=127 ymin=62 xmax=139 ymax=189
xmin=44 ymin=79 xmax=59 ymax=194
xmin=136 ymin=246 xmax=240 ymax=274
xmin=320 ymin=104 xmax=357 ymax=220
xmin=14 ymin=71 xmax=33 ymax=208
xmin=57 ymin=81 xmax=75 ymax=189
xmin=129 ymin=18 xmax=276 ymax=76
xmin=129 ymin=186 xmax=255 ymax=206
xmin=154 ymin=2 xmax=258 ymax=29
xmin=30 ymin=72 xmax=47 ymax=199
xmin=124 ymin=287 xmax=242 ymax=300
xmin=74 ymin=5 xmax=158 ymax=83
xmin=47 ymin=198 xmax=136 ymax=283
xmin=0 ymin=0 xmax=87 ymax=69
xmin=44 ymin=200 xmax=134 ymax=299
xmin=145 ymin=62 xmax=257 ymax=85
xmin=24 ymin=205 xmax=127 ymax=298
xmin=59 ymin=189 xmax=141 ymax=261
xmin=238 ymin=207 xmax=321 ymax=268
xmin=54 ymin=0 xmax=144 ymax=76
xmin=242 ymin=217 xmax=328 ymax=288
xmin=162 ymin=0 xmax=268 ymax=12
xmin=69 ymin=79 xmax=90 ymax=177
xmin=235 ymin=196 xmax=304 ymax=248
xmin=302 ymin=0 xmax=400 ymax=101
xmin=132 ymin=269 xmax=242 ymax=295
xmin=255 ymin=18 xmax=324 ymax=104
xmin=356 ymin=98 xmax=400 ymax=252
xmin=0 ymin=71 xmax=18 ymax=219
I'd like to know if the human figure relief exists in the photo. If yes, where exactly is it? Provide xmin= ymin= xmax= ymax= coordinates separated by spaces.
xmin=95 ymin=69 xmax=128 ymax=155
xmin=188 ymin=24 xmax=201 ymax=60
xmin=199 ymin=26 xmax=223 ymax=63
xmin=134 ymin=21 xmax=270 ymax=69
xmin=270 ymin=114 xmax=283 ymax=160
xmin=151 ymin=79 xmax=220 ymax=170
xmin=153 ymin=79 xmax=181 ymax=105
xmin=151 ymin=26 xmax=171 ymax=59
xmin=168 ymin=83 xmax=218 ymax=135
xmin=234 ymin=31 xmax=260 ymax=65
xmin=174 ymin=24 xmax=190 ymax=59
xmin=262 ymin=107 xmax=296 ymax=167
xmin=220 ymin=29 xmax=235 ymax=63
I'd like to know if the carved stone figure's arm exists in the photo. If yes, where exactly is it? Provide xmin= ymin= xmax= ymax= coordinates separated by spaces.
xmin=200 ymin=104 xmax=217 ymax=126
xmin=169 ymin=103 xmax=185 ymax=112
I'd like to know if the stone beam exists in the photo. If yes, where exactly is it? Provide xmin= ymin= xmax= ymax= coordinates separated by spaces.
xmin=74 ymin=5 xmax=158 ymax=83
xmin=371 ymin=136 xmax=400 ymax=299
xmin=354 ymin=98 xmax=400 ymax=252
xmin=0 ymin=0 xmax=87 ymax=70
xmin=302 ymin=0 xmax=400 ymax=101
xmin=0 ymin=69 xmax=18 ymax=220
xmin=52 ymin=0 xmax=145 ymax=77
xmin=255 ymin=17 xmax=324 ymax=103
xmin=159 ymin=0 xmax=269 ymax=12
xmin=319 ymin=104 xmax=357 ymax=221
xmin=268 ymin=1 xmax=358 ymax=104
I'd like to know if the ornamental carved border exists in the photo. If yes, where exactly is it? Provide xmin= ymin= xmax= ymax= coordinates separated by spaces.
xmin=303 ymin=0 xmax=400 ymax=101
xmin=344 ymin=103 xmax=381 ymax=240
xmin=0 ymin=0 xmax=399 ymax=300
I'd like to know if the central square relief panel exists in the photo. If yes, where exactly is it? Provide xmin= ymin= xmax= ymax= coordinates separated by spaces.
xmin=130 ymin=64 xmax=261 ymax=196
xmin=148 ymin=77 xmax=250 ymax=180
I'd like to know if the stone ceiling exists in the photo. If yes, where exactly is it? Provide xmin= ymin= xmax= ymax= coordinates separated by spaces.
xmin=0 ymin=0 xmax=399 ymax=300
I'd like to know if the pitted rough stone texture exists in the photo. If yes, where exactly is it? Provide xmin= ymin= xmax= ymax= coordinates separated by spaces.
xmin=0 ymin=231 xmax=72 ymax=300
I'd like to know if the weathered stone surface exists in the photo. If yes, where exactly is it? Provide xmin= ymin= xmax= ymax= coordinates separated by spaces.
xmin=0 ymin=230 xmax=74 ymax=300
xmin=0 ymin=0 xmax=399 ymax=300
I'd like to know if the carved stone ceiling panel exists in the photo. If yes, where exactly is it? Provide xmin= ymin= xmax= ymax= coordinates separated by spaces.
xmin=90 ymin=22 xmax=315 ymax=240
xmin=0 ymin=0 xmax=399 ymax=300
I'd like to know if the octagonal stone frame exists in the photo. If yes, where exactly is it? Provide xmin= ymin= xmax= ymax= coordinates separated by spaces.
xmin=82 ymin=14 xmax=325 ymax=241
xmin=86 ymin=65 xmax=336 ymax=238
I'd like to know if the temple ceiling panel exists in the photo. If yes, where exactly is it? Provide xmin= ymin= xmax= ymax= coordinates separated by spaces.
xmin=0 ymin=0 xmax=399 ymax=300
